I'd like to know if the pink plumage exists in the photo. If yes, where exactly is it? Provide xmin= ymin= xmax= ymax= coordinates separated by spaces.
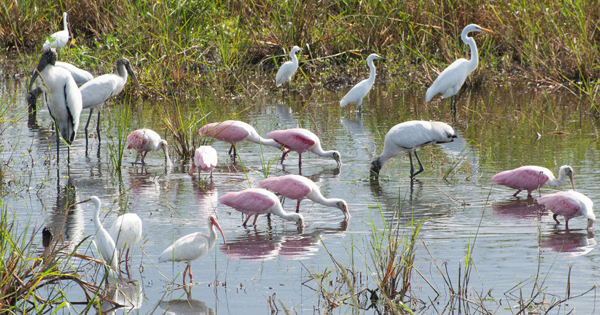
xmin=189 ymin=146 xmax=218 ymax=177
xmin=492 ymin=165 xmax=574 ymax=197
xmin=198 ymin=120 xmax=281 ymax=157
xmin=267 ymin=128 xmax=341 ymax=167
xmin=126 ymin=129 xmax=172 ymax=166
xmin=537 ymin=190 xmax=595 ymax=231
xmin=219 ymin=188 xmax=304 ymax=227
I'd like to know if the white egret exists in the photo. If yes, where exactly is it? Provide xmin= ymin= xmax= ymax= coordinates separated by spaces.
xmin=43 ymin=12 xmax=69 ymax=52
xmin=425 ymin=24 xmax=494 ymax=118
xmin=79 ymin=57 xmax=138 ymax=145
xmin=275 ymin=46 xmax=302 ymax=92
xmin=158 ymin=215 xmax=226 ymax=285
xmin=370 ymin=120 xmax=456 ymax=179
xmin=29 ymin=48 xmax=82 ymax=163
xmin=340 ymin=53 xmax=386 ymax=109
xmin=126 ymin=128 xmax=172 ymax=167
xmin=109 ymin=213 xmax=142 ymax=274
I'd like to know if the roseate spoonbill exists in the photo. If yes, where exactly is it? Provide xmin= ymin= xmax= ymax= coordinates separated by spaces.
xmin=537 ymin=190 xmax=595 ymax=232
xmin=158 ymin=215 xmax=226 ymax=285
xmin=80 ymin=57 xmax=138 ymax=145
xmin=43 ymin=12 xmax=69 ymax=52
xmin=492 ymin=165 xmax=575 ymax=197
xmin=340 ymin=53 xmax=386 ymax=109
xmin=73 ymin=196 xmax=118 ymax=270
xmin=370 ymin=120 xmax=456 ymax=179
xmin=126 ymin=129 xmax=172 ymax=167
xmin=109 ymin=213 xmax=142 ymax=273
xmin=189 ymin=146 xmax=218 ymax=177
xmin=28 ymin=48 xmax=82 ymax=163
xmin=425 ymin=24 xmax=494 ymax=118
xmin=219 ymin=188 xmax=304 ymax=227
xmin=275 ymin=46 xmax=302 ymax=91
xmin=258 ymin=174 xmax=350 ymax=220
xmin=267 ymin=128 xmax=341 ymax=167
xmin=55 ymin=62 xmax=93 ymax=86
xmin=198 ymin=120 xmax=282 ymax=158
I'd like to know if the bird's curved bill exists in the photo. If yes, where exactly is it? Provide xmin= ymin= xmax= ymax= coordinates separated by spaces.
xmin=212 ymin=218 xmax=227 ymax=245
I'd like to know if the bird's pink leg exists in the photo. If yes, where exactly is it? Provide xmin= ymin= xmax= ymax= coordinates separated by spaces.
xmin=298 ymin=153 xmax=302 ymax=166
xmin=188 ymin=165 xmax=196 ymax=176
xmin=565 ymin=219 xmax=570 ymax=229
xmin=141 ymin=151 xmax=148 ymax=164
xmin=253 ymin=215 xmax=259 ymax=225
xmin=182 ymin=264 xmax=189 ymax=285
xmin=188 ymin=264 xmax=194 ymax=284
xmin=513 ymin=190 xmax=522 ymax=197
xmin=243 ymin=215 xmax=251 ymax=226
xmin=209 ymin=169 xmax=213 ymax=178
xmin=280 ymin=150 xmax=290 ymax=164
xmin=296 ymin=200 xmax=301 ymax=213
xmin=527 ymin=190 xmax=533 ymax=197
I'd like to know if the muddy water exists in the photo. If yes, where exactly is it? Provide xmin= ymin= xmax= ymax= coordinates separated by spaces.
xmin=2 ymin=75 xmax=600 ymax=313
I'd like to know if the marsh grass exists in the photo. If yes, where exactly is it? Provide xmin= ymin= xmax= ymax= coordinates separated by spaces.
xmin=106 ymin=102 xmax=131 ymax=172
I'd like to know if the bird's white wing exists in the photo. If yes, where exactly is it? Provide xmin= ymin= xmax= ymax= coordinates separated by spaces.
xmin=80 ymin=75 xmax=119 ymax=109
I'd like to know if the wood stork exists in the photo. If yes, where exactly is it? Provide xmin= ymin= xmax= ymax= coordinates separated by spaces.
xmin=340 ymin=53 xmax=386 ymax=109
xmin=55 ymin=62 xmax=93 ymax=86
xmin=43 ymin=12 xmax=69 ymax=52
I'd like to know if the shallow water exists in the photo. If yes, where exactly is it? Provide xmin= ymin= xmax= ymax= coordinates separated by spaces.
xmin=2 ymin=74 xmax=600 ymax=313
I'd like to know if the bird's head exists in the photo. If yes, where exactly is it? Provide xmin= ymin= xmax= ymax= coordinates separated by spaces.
xmin=295 ymin=213 xmax=305 ymax=227
xmin=367 ymin=53 xmax=387 ymax=62
xmin=370 ymin=159 xmax=382 ymax=178
xmin=290 ymin=46 xmax=303 ymax=55
xmin=462 ymin=24 xmax=495 ymax=37
xmin=209 ymin=215 xmax=227 ymax=245
xmin=160 ymin=140 xmax=172 ymax=168
xmin=337 ymin=200 xmax=351 ymax=220
xmin=332 ymin=151 xmax=342 ymax=166
xmin=117 ymin=57 xmax=139 ymax=87
xmin=559 ymin=165 xmax=575 ymax=190
xmin=29 ymin=49 xmax=57 ymax=91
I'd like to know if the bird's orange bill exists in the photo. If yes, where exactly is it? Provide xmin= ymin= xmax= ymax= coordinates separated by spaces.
xmin=212 ymin=217 xmax=227 ymax=245
xmin=479 ymin=27 xmax=495 ymax=34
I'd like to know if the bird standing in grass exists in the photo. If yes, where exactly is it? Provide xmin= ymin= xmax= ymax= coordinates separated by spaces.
xmin=340 ymin=53 xmax=386 ymax=110
xmin=537 ymin=190 xmax=595 ymax=232
xmin=43 ymin=12 xmax=69 ymax=52
xmin=275 ymin=46 xmax=302 ymax=92
xmin=492 ymin=165 xmax=575 ymax=197
xmin=126 ymin=129 xmax=172 ymax=167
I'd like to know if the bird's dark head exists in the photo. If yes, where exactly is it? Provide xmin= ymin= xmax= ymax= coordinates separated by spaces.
xmin=332 ymin=151 xmax=342 ymax=166
xmin=117 ymin=57 xmax=139 ymax=86
xmin=370 ymin=159 xmax=382 ymax=179
xmin=29 ymin=49 xmax=57 ymax=91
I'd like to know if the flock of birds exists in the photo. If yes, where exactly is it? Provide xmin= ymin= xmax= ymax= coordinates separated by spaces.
xmin=30 ymin=13 xmax=595 ymax=285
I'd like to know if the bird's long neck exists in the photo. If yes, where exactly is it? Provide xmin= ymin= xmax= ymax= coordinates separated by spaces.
xmin=257 ymin=136 xmax=283 ymax=149
xmin=367 ymin=58 xmax=377 ymax=84
xmin=63 ymin=16 xmax=69 ymax=34
xmin=93 ymin=203 xmax=103 ymax=232
xmin=116 ymin=62 xmax=128 ymax=81
xmin=309 ymin=190 xmax=343 ymax=209
xmin=157 ymin=141 xmax=172 ymax=167
xmin=462 ymin=33 xmax=479 ymax=74
xmin=290 ymin=51 xmax=299 ymax=67
xmin=207 ymin=226 xmax=218 ymax=250
xmin=545 ymin=171 xmax=567 ymax=187
xmin=311 ymin=144 xmax=336 ymax=159
xmin=270 ymin=203 xmax=298 ymax=222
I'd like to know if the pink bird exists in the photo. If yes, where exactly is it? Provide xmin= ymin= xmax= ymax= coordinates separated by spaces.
xmin=198 ymin=120 xmax=281 ymax=158
xmin=537 ymin=190 xmax=595 ymax=232
xmin=126 ymin=129 xmax=172 ymax=167
xmin=219 ymin=188 xmax=304 ymax=227
xmin=189 ymin=146 xmax=218 ymax=177
xmin=267 ymin=128 xmax=341 ymax=167
xmin=258 ymin=174 xmax=350 ymax=220
xmin=492 ymin=165 xmax=574 ymax=197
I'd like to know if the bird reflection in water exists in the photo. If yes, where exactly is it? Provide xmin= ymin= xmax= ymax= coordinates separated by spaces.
xmin=159 ymin=295 xmax=215 ymax=315
xmin=100 ymin=279 xmax=144 ymax=314
xmin=492 ymin=197 xmax=548 ymax=221
xmin=541 ymin=230 xmax=596 ymax=256
xmin=191 ymin=176 xmax=218 ymax=215
xmin=42 ymin=178 xmax=84 ymax=254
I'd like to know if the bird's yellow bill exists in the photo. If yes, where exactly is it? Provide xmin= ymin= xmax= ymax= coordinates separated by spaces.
xmin=480 ymin=27 xmax=495 ymax=34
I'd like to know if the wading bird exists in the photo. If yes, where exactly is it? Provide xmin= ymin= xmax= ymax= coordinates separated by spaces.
xmin=29 ymin=48 xmax=82 ymax=163
xmin=80 ymin=57 xmax=138 ymax=146
xmin=258 ymin=174 xmax=350 ymax=220
xmin=43 ymin=12 xmax=69 ymax=52
xmin=425 ymin=24 xmax=494 ymax=118
xmin=370 ymin=120 xmax=456 ymax=179
xmin=275 ymin=46 xmax=302 ymax=92
xmin=55 ymin=62 xmax=93 ymax=86
xmin=126 ymin=129 xmax=172 ymax=167
xmin=189 ymin=146 xmax=218 ymax=177
xmin=537 ymin=190 xmax=595 ymax=232
xmin=340 ymin=53 xmax=386 ymax=109
xmin=219 ymin=188 xmax=304 ymax=227
xmin=198 ymin=120 xmax=281 ymax=159
xmin=267 ymin=128 xmax=341 ymax=168
xmin=492 ymin=165 xmax=575 ymax=197
xmin=158 ymin=215 xmax=226 ymax=285
xmin=109 ymin=212 xmax=142 ymax=274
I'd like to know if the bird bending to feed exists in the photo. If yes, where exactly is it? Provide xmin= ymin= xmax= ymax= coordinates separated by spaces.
xmin=158 ymin=215 xmax=226 ymax=285
xmin=126 ymin=129 xmax=172 ymax=167
xmin=189 ymin=146 xmax=218 ymax=177
xmin=370 ymin=120 xmax=456 ymax=179
xmin=258 ymin=174 xmax=350 ymax=220
xmin=80 ymin=57 xmax=138 ymax=146
xmin=219 ymin=188 xmax=304 ymax=227
xmin=537 ymin=190 xmax=595 ymax=232
xmin=340 ymin=53 xmax=386 ymax=109
xmin=109 ymin=213 xmax=142 ymax=274
xmin=425 ymin=24 xmax=494 ymax=118
xmin=43 ymin=12 xmax=69 ymax=52
xmin=28 ymin=48 xmax=82 ymax=163
xmin=492 ymin=165 xmax=575 ymax=197
xmin=267 ymin=128 xmax=341 ymax=168
xmin=275 ymin=46 xmax=302 ymax=91
xmin=198 ymin=120 xmax=282 ymax=158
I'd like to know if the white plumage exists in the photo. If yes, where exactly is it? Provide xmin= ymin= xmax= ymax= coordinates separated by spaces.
xmin=109 ymin=213 xmax=142 ymax=270
xmin=74 ymin=196 xmax=118 ymax=271
xmin=55 ymin=62 xmax=93 ymax=86
xmin=43 ymin=12 xmax=69 ymax=52
xmin=275 ymin=46 xmax=302 ymax=88
xmin=340 ymin=53 xmax=386 ymax=108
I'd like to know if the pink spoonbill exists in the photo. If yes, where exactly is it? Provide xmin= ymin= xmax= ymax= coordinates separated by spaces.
xmin=492 ymin=165 xmax=574 ymax=197
xmin=219 ymin=188 xmax=304 ymax=227
xmin=537 ymin=190 xmax=595 ymax=232
xmin=189 ymin=146 xmax=218 ymax=177
xmin=126 ymin=129 xmax=172 ymax=167
xmin=370 ymin=120 xmax=456 ymax=179
xmin=158 ymin=215 xmax=226 ymax=285
xmin=258 ymin=174 xmax=350 ymax=220
xmin=267 ymin=128 xmax=341 ymax=168
xmin=199 ymin=120 xmax=282 ymax=159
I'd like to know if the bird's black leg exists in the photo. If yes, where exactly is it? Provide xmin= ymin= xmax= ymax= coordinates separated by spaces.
xmin=552 ymin=213 xmax=560 ymax=224
xmin=408 ymin=152 xmax=415 ymax=178
xmin=451 ymin=95 xmax=457 ymax=121
xmin=412 ymin=151 xmax=425 ymax=178
xmin=85 ymin=109 xmax=94 ymax=152
xmin=96 ymin=110 xmax=102 ymax=142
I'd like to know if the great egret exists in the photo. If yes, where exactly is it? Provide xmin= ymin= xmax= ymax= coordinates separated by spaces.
xmin=219 ymin=188 xmax=304 ymax=227
xmin=28 ymin=48 xmax=82 ymax=163
xmin=340 ymin=53 xmax=386 ymax=109
xmin=538 ymin=190 xmax=595 ymax=232
xmin=109 ymin=213 xmax=142 ymax=274
xmin=43 ymin=12 xmax=69 ymax=52
xmin=126 ymin=129 xmax=172 ymax=167
xmin=370 ymin=120 xmax=456 ymax=179
xmin=275 ymin=46 xmax=302 ymax=92
xmin=425 ymin=24 xmax=494 ymax=118
xmin=267 ymin=128 xmax=342 ymax=167
xmin=492 ymin=165 xmax=575 ymax=197
xmin=198 ymin=120 xmax=281 ymax=158
xmin=189 ymin=146 xmax=218 ymax=177
xmin=258 ymin=174 xmax=350 ymax=219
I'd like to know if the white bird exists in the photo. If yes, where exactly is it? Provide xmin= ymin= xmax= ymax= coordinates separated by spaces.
xmin=158 ymin=215 xmax=226 ymax=285
xmin=126 ymin=129 xmax=172 ymax=167
xmin=109 ymin=213 xmax=142 ymax=273
xmin=189 ymin=146 xmax=218 ymax=177
xmin=43 ymin=12 xmax=69 ymax=52
xmin=80 ymin=57 xmax=138 ymax=146
xmin=340 ymin=53 xmax=386 ymax=109
xmin=370 ymin=120 xmax=456 ymax=179
xmin=275 ymin=46 xmax=302 ymax=91
xmin=55 ymin=62 xmax=93 ymax=86
xmin=425 ymin=24 xmax=494 ymax=118
xmin=29 ymin=48 xmax=82 ymax=163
